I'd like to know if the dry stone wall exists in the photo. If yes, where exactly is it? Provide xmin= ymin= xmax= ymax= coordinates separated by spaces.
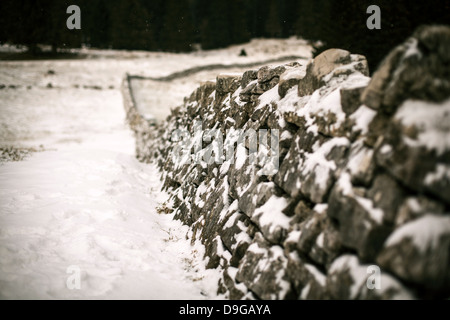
xmin=123 ymin=26 xmax=450 ymax=300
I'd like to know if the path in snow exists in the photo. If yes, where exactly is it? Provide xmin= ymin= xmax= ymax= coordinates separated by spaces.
xmin=0 ymin=148 xmax=217 ymax=299
xmin=0 ymin=55 xmax=225 ymax=300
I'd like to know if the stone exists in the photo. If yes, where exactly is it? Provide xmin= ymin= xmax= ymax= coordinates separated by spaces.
xmin=359 ymin=275 xmax=415 ymax=300
xmin=199 ymin=182 xmax=228 ymax=240
xmin=395 ymin=196 xmax=445 ymax=226
xmin=236 ymin=233 xmax=294 ymax=300
xmin=274 ymin=128 xmax=326 ymax=198
xmin=297 ymin=211 xmax=326 ymax=254
xmin=291 ymin=200 xmax=313 ymax=224
xmin=232 ymin=107 xmax=249 ymax=129
xmin=241 ymin=70 xmax=258 ymax=89
xmin=327 ymin=254 xmax=367 ymax=299
xmin=239 ymin=82 xmax=257 ymax=103
xmin=216 ymin=74 xmax=242 ymax=95
xmin=251 ymin=194 xmax=292 ymax=245
xmin=238 ymin=181 xmax=276 ymax=218
xmin=320 ymin=222 xmax=343 ymax=267
xmin=250 ymin=101 xmax=274 ymax=123
xmin=217 ymin=205 xmax=257 ymax=268
xmin=283 ymin=111 xmax=307 ymax=128
xmin=375 ymin=114 xmax=450 ymax=206
xmin=345 ymin=141 xmax=376 ymax=186
xmin=367 ymin=173 xmax=405 ymax=224
xmin=286 ymin=252 xmax=327 ymax=299
xmin=362 ymin=25 xmax=450 ymax=114
xmin=204 ymin=236 xmax=223 ymax=269
xmin=278 ymin=66 xmax=306 ymax=98
xmin=340 ymin=85 xmax=366 ymax=115
xmin=257 ymin=65 xmax=286 ymax=84
xmin=377 ymin=214 xmax=450 ymax=294
xmin=221 ymin=267 xmax=247 ymax=299
xmin=297 ymin=137 xmax=350 ymax=204
xmin=258 ymin=77 xmax=280 ymax=92
xmin=327 ymin=255 xmax=414 ymax=300
xmin=328 ymin=174 xmax=392 ymax=261
xmin=228 ymin=153 xmax=251 ymax=200
xmin=298 ymin=49 xmax=351 ymax=97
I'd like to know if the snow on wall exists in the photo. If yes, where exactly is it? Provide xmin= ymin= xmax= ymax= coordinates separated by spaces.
xmin=124 ymin=26 xmax=450 ymax=300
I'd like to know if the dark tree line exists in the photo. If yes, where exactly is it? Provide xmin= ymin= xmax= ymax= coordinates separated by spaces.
xmin=312 ymin=0 xmax=450 ymax=72
xmin=0 ymin=0 xmax=449 ymax=71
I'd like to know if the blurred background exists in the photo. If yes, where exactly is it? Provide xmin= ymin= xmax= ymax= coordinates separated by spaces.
xmin=0 ymin=0 xmax=449 ymax=72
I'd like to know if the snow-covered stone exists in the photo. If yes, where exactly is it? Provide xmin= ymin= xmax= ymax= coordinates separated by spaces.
xmin=377 ymin=214 xmax=450 ymax=292
xmin=127 ymin=26 xmax=450 ymax=300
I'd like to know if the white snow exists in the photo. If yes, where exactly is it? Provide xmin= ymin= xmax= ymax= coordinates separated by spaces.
xmin=355 ymin=197 xmax=384 ymax=224
xmin=380 ymin=144 xmax=393 ymax=155
xmin=424 ymin=164 xmax=450 ymax=186
xmin=304 ymin=263 xmax=326 ymax=287
xmin=385 ymin=214 xmax=450 ymax=253
xmin=285 ymin=230 xmax=301 ymax=244
xmin=195 ymin=181 xmax=208 ymax=209
xmin=257 ymin=84 xmax=280 ymax=107
xmin=247 ymin=241 xmax=267 ymax=256
xmin=350 ymin=105 xmax=377 ymax=135
xmin=232 ymin=230 xmax=252 ymax=251
xmin=316 ymin=233 xmax=325 ymax=248
xmin=279 ymin=84 xmax=346 ymax=133
xmin=395 ymin=98 xmax=450 ymax=155
xmin=347 ymin=141 xmax=374 ymax=176
xmin=222 ymin=201 xmax=239 ymax=227
xmin=329 ymin=255 xmax=368 ymax=299
xmin=253 ymin=195 xmax=292 ymax=231
xmin=403 ymin=38 xmax=422 ymax=59
xmin=302 ymin=137 xmax=350 ymax=190
xmin=0 ymin=140 xmax=221 ymax=300
xmin=335 ymin=172 xmax=384 ymax=224
xmin=374 ymin=273 xmax=415 ymax=300
xmin=313 ymin=204 xmax=328 ymax=214
xmin=336 ymin=172 xmax=354 ymax=196
xmin=280 ymin=130 xmax=293 ymax=141
xmin=235 ymin=144 xmax=247 ymax=170
xmin=280 ymin=65 xmax=306 ymax=81
xmin=300 ymin=284 xmax=310 ymax=299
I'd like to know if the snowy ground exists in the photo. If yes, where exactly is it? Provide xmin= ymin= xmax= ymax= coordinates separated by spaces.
xmin=0 ymin=38 xmax=312 ymax=299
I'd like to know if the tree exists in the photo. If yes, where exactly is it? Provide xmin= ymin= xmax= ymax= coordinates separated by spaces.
xmin=48 ymin=1 xmax=82 ymax=52
xmin=141 ymin=0 xmax=166 ymax=49
xmin=160 ymin=0 xmax=195 ymax=52
xmin=1 ymin=0 xmax=448 ymax=60
xmin=82 ymin=0 xmax=112 ymax=48
xmin=109 ymin=0 xmax=154 ymax=50
xmin=200 ymin=0 xmax=231 ymax=49
xmin=228 ymin=0 xmax=251 ymax=45
xmin=265 ymin=0 xmax=282 ymax=38
xmin=313 ymin=0 xmax=450 ymax=73
xmin=5 ymin=0 xmax=53 ymax=54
